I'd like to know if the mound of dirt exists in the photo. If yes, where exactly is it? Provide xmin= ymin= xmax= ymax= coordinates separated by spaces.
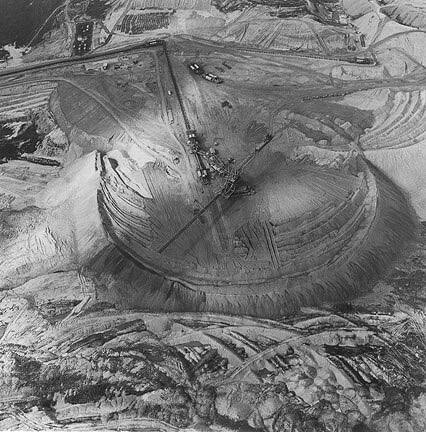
xmin=0 ymin=152 xmax=108 ymax=290
xmin=97 ymin=148 xmax=415 ymax=317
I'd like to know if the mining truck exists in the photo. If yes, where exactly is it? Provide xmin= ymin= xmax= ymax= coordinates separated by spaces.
xmin=189 ymin=63 xmax=204 ymax=75
xmin=203 ymin=72 xmax=223 ymax=84
xmin=355 ymin=56 xmax=374 ymax=64
xmin=147 ymin=40 xmax=163 ymax=46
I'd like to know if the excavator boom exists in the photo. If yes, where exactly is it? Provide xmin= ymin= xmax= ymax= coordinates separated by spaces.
xmin=157 ymin=133 xmax=274 ymax=253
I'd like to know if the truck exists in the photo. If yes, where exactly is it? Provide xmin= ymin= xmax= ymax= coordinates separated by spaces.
xmin=203 ymin=72 xmax=223 ymax=84
xmin=355 ymin=56 xmax=374 ymax=65
xmin=189 ymin=63 xmax=204 ymax=75
xmin=197 ymin=168 xmax=210 ymax=182
xmin=146 ymin=39 xmax=163 ymax=47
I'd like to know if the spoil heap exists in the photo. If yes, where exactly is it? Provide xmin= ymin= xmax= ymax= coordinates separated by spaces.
xmin=98 ymin=147 xmax=415 ymax=317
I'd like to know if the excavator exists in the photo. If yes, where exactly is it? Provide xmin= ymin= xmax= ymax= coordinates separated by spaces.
xmin=157 ymin=133 xmax=273 ymax=253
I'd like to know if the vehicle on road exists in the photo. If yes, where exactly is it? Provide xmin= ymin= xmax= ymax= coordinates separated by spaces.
xmin=189 ymin=63 xmax=223 ymax=83
xmin=355 ymin=56 xmax=375 ymax=65
xmin=147 ymin=40 xmax=163 ymax=47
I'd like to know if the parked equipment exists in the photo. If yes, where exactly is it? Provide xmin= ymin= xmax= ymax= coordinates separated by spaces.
xmin=186 ymin=130 xmax=210 ymax=184
xmin=354 ymin=56 xmax=375 ymax=65
xmin=204 ymin=73 xmax=223 ymax=84
xmin=188 ymin=62 xmax=223 ymax=84
xmin=189 ymin=63 xmax=204 ymax=75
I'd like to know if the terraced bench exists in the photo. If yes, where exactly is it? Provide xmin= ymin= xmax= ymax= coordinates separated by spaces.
xmin=275 ymin=186 xmax=366 ymax=248
xmin=361 ymin=90 xmax=426 ymax=150
xmin=279 ymin=203 xmax=366 ymax=258
xmin=273 ymin=175 xmax=366 ymax=243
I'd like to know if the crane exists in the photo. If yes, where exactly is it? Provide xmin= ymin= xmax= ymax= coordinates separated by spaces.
xmin=157 ymin=133 xmax=273 ymax=253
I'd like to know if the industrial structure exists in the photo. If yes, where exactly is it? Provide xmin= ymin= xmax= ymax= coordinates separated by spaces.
xmin=73 ymin=21 xmax=94 ymax=55
xmin=157 ymin=133 xmax=273 ymax=253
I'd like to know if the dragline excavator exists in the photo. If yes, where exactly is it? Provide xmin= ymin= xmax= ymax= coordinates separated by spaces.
xmin=157 ymin=133 xmax=274 ymax=253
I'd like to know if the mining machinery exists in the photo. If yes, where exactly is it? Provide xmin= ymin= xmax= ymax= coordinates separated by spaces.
xmin=157 ymin=133 xmax=273 ymax=253
xmin=189 ymin=63 xmax=204 ymax=75
xmin=187 ymin=131 xmax=246 ymax=188
xmin=186 ymin=130 xmax=210 ymax=184
xmin=354 ymin=56 xmax=376 ymax=65
xmin=204 ymin=73 xmax=223 ymax=84
xmin=188 ymin=63 xmax=223 ymax=84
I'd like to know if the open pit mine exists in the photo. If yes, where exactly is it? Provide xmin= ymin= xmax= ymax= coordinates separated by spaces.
xmin=0 ymin=0 xmax=425 ymax=431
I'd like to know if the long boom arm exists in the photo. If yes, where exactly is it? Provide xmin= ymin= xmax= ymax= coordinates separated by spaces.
xmin=157 ymin=194 xmax=221 ymax=253
xmin=157 ymin=133 xmax=274 ymax=253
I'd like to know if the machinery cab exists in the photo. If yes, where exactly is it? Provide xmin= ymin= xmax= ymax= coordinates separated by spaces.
xmin=186 ymin=130 xmax=198 ymax=148
xmin=187 ymin=130 xmax=197 ymax=139
xmin=355 ymin=56 xmax=373 ymax=64
xmin=197 ymin=169 xmax=210 ymax=184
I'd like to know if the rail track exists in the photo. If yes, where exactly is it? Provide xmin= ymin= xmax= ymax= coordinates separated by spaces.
xmin=177 ymin=34 xmax=377 ymax=64
xmin=0 ymin=41 xmax=167 ymax=79
xmin=0 ymin=33 xmax=378 ymax=81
